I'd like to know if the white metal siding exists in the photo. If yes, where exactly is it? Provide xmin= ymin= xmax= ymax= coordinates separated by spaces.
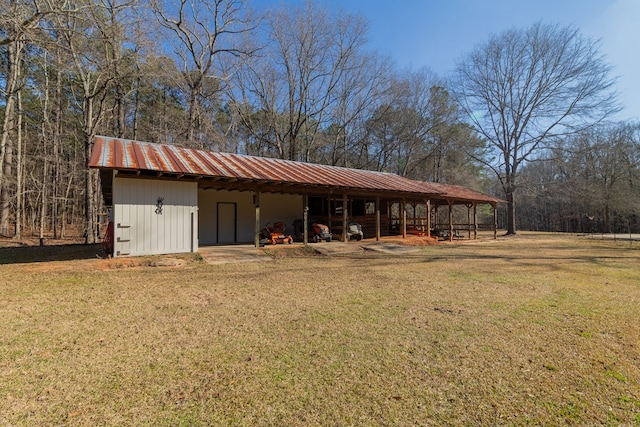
xmin=113 ymin=177 xmax=198 ymax=256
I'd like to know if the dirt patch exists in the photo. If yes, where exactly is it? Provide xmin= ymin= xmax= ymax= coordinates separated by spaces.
xmin=374 ymin=235 xmax=439 ymax=246
xmin=102 ymin=254 xmax=198 ymax=269
xmin=264 ymin=244 xmax=323 ymax=258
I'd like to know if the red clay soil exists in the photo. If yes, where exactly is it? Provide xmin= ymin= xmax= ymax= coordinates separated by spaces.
xmin=376 ymin=235 xmax=439 ymax=246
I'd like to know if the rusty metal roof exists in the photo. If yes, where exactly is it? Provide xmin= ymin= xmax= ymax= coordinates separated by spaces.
xmin=89 ymin=136 xmax=501 ymax=203
xmin=425 ymin=182 xmax=504 ymax=204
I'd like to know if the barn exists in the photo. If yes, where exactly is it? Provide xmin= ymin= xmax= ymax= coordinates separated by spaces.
xmin=89 ymin=136 xmax=502 ymax=257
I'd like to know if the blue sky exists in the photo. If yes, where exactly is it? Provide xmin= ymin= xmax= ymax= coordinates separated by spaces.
xmin=252 ymin=0 xmax=639 ymax=122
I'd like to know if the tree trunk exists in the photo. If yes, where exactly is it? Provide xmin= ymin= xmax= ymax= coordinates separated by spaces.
xmin=84 ymin=94 xmax=97 ymax=244
xmin=132 ymin=73 xmax=141 ymax=140
xmin=14 ymin=90 xmax=22 ymax=239
xmin=84 ymin=157 xmax=96 ymax=244
xmin=604 ymin=204 xmax=611 ymax=234
xmin=0 ymin=35 xmax=20 ymax=235
xmin=0 ymin=137 xmax=13 ymax=236
xmin=506 ymin=190 xmax=517 ymax=235
xmin=61 ymin=171 xmax=74 ymax=238
xmin=39 ymin=133 xmax=47 ymax=246
xmin=53 ymin=47 xmax=63 ymax=239
xmin=115 ymin=85 xmax=126 ymax=138
xmin=187 ymin=88 xmax=198 ymax=146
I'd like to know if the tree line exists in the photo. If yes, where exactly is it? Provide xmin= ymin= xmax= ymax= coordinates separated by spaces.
xmin=516 ymin=123 xmax=640 ymax=234
xmin=0 ymin=0 xmax=634 ymax=243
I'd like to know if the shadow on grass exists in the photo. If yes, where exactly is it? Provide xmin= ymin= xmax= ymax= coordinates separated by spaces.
xmin=323 ymin=250 xmax=639 ymax=273
xmin=0 ymin=243 xmax=105 ymax=265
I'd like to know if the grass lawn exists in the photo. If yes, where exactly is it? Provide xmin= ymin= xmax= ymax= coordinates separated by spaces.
xmin=1 ymin=233 xmax=639 ymax=426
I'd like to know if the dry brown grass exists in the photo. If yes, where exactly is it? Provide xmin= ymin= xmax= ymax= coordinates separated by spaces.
xmin=1 ymin=233 xmax=639 ymax=426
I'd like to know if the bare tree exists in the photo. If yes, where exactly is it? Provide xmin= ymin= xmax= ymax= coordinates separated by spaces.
xmin=0 ymin=1 xmax=29 ymax=235
xmin=230 ymin=0 xmax=369 ymax=161
xmin=51 ymin=0 xmax=127 ymax=243
xmin=150 ymin=0 xmax=254 ymax=148
xmin=98 ymin=0 xmax=146 ymax=139
xmin=357 ymin=69 xmax=480 ymax=183
xmin=517 ymin=123 xmax=640 ymax=233
xmin=131 ymin=54 xmax=184 ymax=143
xmin=564 ymin=124 xmax=639 ymax=232
xmin=323 ymin=51 xmax=392 ymax=167
xmin=451 ymin=22 xmax=619 ymax=235
xmin=0 ymin=0 xmax=65 ymax=236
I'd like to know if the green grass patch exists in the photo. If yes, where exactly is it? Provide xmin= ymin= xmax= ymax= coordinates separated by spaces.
xmin=608 ymin=370 xmax=629 ymax=383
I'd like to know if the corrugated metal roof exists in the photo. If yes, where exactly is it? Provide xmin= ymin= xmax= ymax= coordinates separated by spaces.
xmin=89 ymin=136 xmax=502 ymax=203
xmin=425 ymin=182 xmax=504 ymax=204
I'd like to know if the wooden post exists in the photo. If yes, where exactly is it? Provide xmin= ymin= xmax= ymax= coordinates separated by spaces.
xmin=254 ymin=191 xmax=261 ymax=248
xmin=342 ymin=193 xmax=348 ymax=242
xmin=426 ymin=199 xmax=431 ymax=237
xmin=401 ymin=198 xmax=407 ymax=238
xmin=412 ymin=202 xmax=417 ymax=231
xmin=493 ymin=202 xmax=497 ymax=239
xmin=375 ymin=196 xmax=381 ymax=241
xmin=473 ymin=203 xmax=478 ymax=240
xmin=467 ymin=204 xmax=472 ymax=239
xmin=327 ymin=194 xmax=332 ymax=237
xmin=448 ymin=200 xmax=453 ymax=242
xmin=303 ymin=195 xmax=309 ymax=245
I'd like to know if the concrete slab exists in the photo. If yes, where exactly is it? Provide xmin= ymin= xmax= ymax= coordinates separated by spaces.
xmin=309 ymin=241 xmax=365 ymax=256
xmin=309 ymin=239 xmax=427 ymax=255
xmin=199 ymin=245 xmax=272 ymax=265
xmin=360 ymin=241 xmax=422 ymax=254
xmin=198 ymin=235 xmax=433 ymax=264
